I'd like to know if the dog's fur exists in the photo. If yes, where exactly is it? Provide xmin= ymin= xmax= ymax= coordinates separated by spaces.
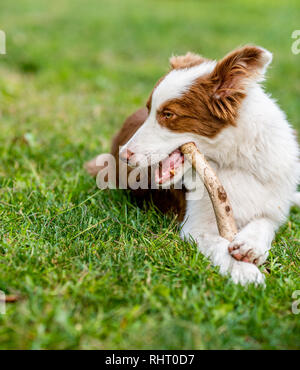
xmin=87 ymin=46 xmax=300 ymax=285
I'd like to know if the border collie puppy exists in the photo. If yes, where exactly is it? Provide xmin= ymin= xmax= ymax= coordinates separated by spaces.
xmin=87 ymin=46 xmax=300 ymax=285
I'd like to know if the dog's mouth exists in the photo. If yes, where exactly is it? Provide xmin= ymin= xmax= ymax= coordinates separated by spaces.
xmin=155 ymin=148 xmax=185 ymax=184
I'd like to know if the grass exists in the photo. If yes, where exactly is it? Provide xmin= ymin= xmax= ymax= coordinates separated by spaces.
xmin=0 ymin=0 xmax=300 ymax=349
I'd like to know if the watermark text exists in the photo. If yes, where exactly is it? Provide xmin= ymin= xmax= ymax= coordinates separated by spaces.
xmin=0 ymin=290 xmax=6 ymax=314
xmin=291 ymin=30 xmax=300 ymax=55
xmin=0 ymin=30 xmax=6 ymax=54
xmin=292 ymin=290 xmax=300 ymax=314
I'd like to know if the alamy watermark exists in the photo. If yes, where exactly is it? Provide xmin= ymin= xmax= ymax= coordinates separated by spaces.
xmin=92 ymin=148 xmax=205 ymax=201
xmin=0 ymin=30 xmax=6 ymax=54
xmin=291 ymin=30 xmax=300 ymax=55
xmin=292 ymin=290 xmax=300 ymax=314
xmin=0 ymin=290 xmax=6 ymax=314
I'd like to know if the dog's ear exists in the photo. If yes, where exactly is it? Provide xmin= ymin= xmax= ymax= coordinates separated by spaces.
xmin=169 ymin=52 xmax=206 ymax=69
xmin=205 ymin=46 xmax=272 ymax=122
xmin=210 ymin=45 xmax=272 ymax=99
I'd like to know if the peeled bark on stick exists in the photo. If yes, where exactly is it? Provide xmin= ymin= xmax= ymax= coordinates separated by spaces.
xmin=180 ymin=142 xmax=238 ymax=242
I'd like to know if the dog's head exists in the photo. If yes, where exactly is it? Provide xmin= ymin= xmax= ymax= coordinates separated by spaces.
xmin=120 ymin=46 xmax=272 ymax=185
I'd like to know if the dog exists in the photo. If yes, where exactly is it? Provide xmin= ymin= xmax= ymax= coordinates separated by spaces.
xmin=86 ymin=46 xmax=300 ymax=285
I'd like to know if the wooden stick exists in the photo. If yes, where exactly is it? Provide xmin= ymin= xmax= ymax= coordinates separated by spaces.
xmin=181 ymin=142 xmax=238 ymax=242
xmin=0 ymin=294 xmax=20 ymax=303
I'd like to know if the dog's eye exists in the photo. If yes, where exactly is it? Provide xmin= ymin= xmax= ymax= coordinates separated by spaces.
xmin=163 ymin=111 xmax=174 ymax=119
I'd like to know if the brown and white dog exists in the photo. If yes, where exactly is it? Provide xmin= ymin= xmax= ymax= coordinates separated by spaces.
xmin=87 ymin=46 xmax=300 ymax=285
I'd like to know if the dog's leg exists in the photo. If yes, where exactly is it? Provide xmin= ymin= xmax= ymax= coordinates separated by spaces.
xmin=84 ymin=155 xmax=105 ymax=177
xmin=181 ymin=200 xmax=265 ymax=286
xmin=182 ymin=228 xmax=265 ymax=286
xmin=228 ymin=218 xmax=276 ymax=265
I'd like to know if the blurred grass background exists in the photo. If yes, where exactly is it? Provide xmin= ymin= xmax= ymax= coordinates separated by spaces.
xmin=0 ymin=0 xmax=299 ymax=349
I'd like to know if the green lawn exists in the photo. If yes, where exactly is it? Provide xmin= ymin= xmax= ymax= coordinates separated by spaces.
xmin=0 ymin=0 xmax=299 ymax=349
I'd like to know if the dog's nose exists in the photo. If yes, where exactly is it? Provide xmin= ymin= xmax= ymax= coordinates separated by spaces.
xmin=120 ymin=148 xmax=134 ymax=163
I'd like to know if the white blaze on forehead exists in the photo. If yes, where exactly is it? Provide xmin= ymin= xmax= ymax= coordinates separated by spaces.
xmin=151 ymin=61 xmax=217 ymax=110
xmin=119 ymin=60 xmax=216 ymax=159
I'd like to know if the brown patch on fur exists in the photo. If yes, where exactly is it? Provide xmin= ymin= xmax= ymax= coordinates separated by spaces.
xmin=146 ymin=52 xmax=207 ymax=112
xmin=157 ymin=92 xmax=229 ymax=138
xmin=156 ymin=46 xmax=270 ymax=137
xmin=111 ymin=108 xmax=148 ymax=155
xmin=169 ymin=52 xmax=207 ymax=69
xmin=206 ymin=46 xmax=269 ymax=120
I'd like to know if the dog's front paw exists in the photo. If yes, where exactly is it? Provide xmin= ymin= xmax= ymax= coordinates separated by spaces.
xmin=230 ymin=261 xmax=265 ymax=286
xmin=228 ymin=234 xmax=268 ymax=266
